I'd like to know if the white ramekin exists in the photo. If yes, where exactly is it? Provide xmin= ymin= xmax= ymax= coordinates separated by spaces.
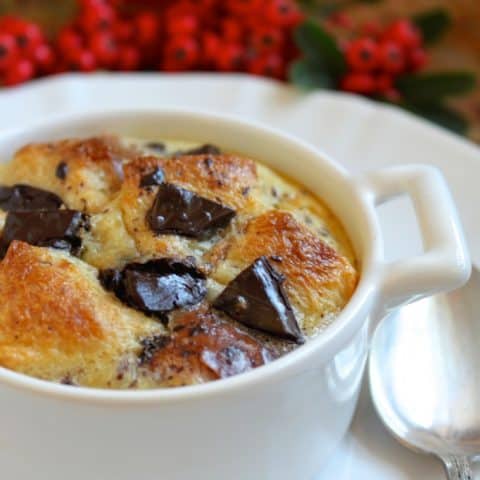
xmin=0 ymin=110 xmax=470 ymax=480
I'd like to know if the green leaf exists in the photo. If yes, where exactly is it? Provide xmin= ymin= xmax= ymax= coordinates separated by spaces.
xmin=405 ymin=103 xmax=468 ymax=135
xmin=293 ymin=19 xmax=346 ymax=77
xmin=289 ymin=60 xmax=335 ymax=90
xmin=396 ymin=72 xmax=476 ymax=103
xmin=413 ymin=8 xmax=451 ymax=44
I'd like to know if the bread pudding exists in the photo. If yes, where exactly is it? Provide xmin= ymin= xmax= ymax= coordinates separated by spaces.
xmin=0 ymin=136 xmax=358 ymax=389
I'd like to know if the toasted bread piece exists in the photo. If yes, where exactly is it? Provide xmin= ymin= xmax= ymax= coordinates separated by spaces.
xmin=0 ymin=136 xmax=138 ymax=213
xmin=209 ymin=210 xmax=358 ymax=336
xmin=81 ymin=198 xmax=139 ymax=270
xmin=0 ymin=241 xmax=163 ymax=388
xmin=0 ymin=135 xmax=359 ymax=389
xmin=117 ymin=154 xmax=257 ymax=267
xmin=138 ymin=306 xmax=272 ymax=388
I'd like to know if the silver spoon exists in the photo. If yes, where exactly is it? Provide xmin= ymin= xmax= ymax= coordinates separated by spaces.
xmin=369 ymin=267 xmax=480 ymax=479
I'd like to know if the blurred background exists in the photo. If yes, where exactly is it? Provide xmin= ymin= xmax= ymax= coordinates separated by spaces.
xmin=0 ymin=0 xmax=480 ymax=142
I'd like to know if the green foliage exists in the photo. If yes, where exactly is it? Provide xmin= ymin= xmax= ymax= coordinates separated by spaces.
xmin=413 ymin=8 xmax=451 ymax=45
xmin=396 ymin=72 xmax=476 ymax=103
xmin=293 ymin=19 xmax=346 ymax=77
xmin=289 ymin=59 xmax=335 ymax=89
xmin=404 ymin=103 xmax=468 ymax=135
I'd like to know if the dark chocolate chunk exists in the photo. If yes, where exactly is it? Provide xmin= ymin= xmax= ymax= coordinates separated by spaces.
xmin=0 ymin=210 xmax=88 ymax=257
xmin=203 ymin=157 xmax=214 ymax=169
xmin=0 ymin=184 xmax=63 ymax=211
xmin=145 ymin=141 xmax=166 ymax=153
xmin=99 ymin=258 xmax=207 ymax=317
xmin=174 ymin=144 xmax=221 ymax=156
xmin=55 ymin=162 xmax=68 ymax=180
xmin=98 ymin=268 xmax=123 ymax=292
xmin=139 ymin=168 xmax=165 ymax=188
xmin=213 ymin=256 xmax=304 ymax=343
xmin=147 ymin=183 xmax=235 ymax=238
xmin=60 ymin=376 xmax=77 ymax=386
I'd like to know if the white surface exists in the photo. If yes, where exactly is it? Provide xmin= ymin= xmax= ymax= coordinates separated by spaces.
xmin=0 ymin=73 xmax=478 ymax=479
xmin=0 ymin=110 xmax=470 ymax=480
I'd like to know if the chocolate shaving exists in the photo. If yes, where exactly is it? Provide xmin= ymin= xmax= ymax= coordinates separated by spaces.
xmin=0 ymin=184 xmax=63 ymax=211
xmin=140 ymin=168 xmax=165 ymax=188
xmin=55 ymin=162 xmax=68 ymax=180
xmin=99 ymin=258 xmax=207 ymax=317
xmin=147 ymin=183 xmax=235 ymax=238
xmin=174 ymin=144 xmax=221 ymax=156
xmin=144 ymin=142 xmax=166 ymax=153
xmin=0 ymin=209 xmax=89 ymax=257
xmin=213 ymin=256 xmax=304 ymax=343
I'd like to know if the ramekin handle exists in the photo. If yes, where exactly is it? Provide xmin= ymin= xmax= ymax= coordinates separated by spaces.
xmin=362 ymin=165 xmax=470 ymax=313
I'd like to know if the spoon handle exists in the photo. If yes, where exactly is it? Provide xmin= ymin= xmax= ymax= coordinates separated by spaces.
xmin=440 ymin=455 xmax=474 ymax=480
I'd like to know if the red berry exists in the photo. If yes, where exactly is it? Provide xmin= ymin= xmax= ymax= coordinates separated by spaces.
xmin=198 ymin=0 xmax=216 ymax=9
xmin=166 ymin=14 xmax=198 ymax=36
xmin=221 ymin=19 xmax=243 ymax=42
xmin=226 ymin=0 xmax=261 ymax=15
xmin=383 ymin=20 xmax=421 ymax=50
xmin=0 ymin=33 xmax=18 ymax=70
xmin=57 ymin=28 xmax=83 ymax=57
xmin=69 ymin=49 xmax=97 ymax=72
xmin=247 ymin=53 xmax=285 ymax=78
xmin=214 ymin=43 xmax=245 ymax=71
xmin=163 ymin=36 xmax=199 ymax=71
xmin=340 ymin=72 xmax=376 ymax=94
xmin=13 ymin=22 xmax=44 ymax=56
xmin=3 ymin=59 xmax=35 ymax=86
xmin=378 ymin=40 xmax=406 ymax=74
xmin=32 ymin=44 xmax=56 ymax=73
xmin=117 ymin=46 xmax=140 ymax=71
xmin=78 ymin=4 xmax=115 ymax=34
xmin=113 ymin=20 xmax=134 ymax=42
xmin=251 ymin=27 xmax=284 ymax=52
xmin=202 ymin=32 xmax=220 ymax=63
xmin=89 ymin=32 xmax=118 ymax=67
xmin=375 ymin=73 xmax=394 ymax=94
xmin=345 ymin=37 xmax=379 ymax=72
xmin=409 ymin=47 xmax=428 ymax=71
xmin=165 ymin=1 xmax=199 ymax=18
xmin=265 ymin=0 xmax=303 ymax=27
xmin=134 ymin=11 xmax=160 ymax=47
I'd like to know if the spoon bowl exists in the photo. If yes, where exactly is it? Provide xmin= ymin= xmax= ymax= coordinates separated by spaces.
xmin=369 ymin=268 xmax=480 ymax=477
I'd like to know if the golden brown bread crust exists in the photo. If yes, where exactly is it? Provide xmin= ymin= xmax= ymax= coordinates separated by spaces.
xmin=209 ymin=211 xmax=358 ymax=335
xmin=2 ymin=136 xmax=138 ymax=213
xmin=138 ymin=306 xmax=272 ymax=388
xmin=117 ymin=154 xmax=257 ymax=266
xmin=123 ymin=154 xmax=257 ymax=209
xmin=0 ymin=241 xmax=163 ymax=387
